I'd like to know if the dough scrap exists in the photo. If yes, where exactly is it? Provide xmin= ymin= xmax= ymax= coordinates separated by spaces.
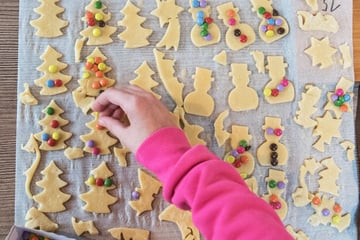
xmin=339 ymin=43 xmax=352 ymax=68
xmin=34 ymin=100 xmax=72 ymax=151
xmin=216 ymin=2 xmax=256 ymax=50
xmin=264 ymin=56 xmax=294 ymax=104
xmin=318 ymin=157 xmax=341 ymax=196
xmin=262 ymin=169 xmax=288 ymax=220
xmin=71 ymin=217 xmax=99 ymax=236
xmin=285 ymin=225 xmax=309 ymax=240
xmin=118 ymin=1 xmax=153 ymax=48
xmin=72 ymin=88 xmax=95 ymax=114
xmin=130 ymin=61 xmax=161 ymax=99
xmin=80 ymin=162 xmax=118 ymax=213
xmin=213 ymin=50 xmax=227 ymax=65
xmin=244 ymin=176 xmax=258 ymax=195
xmin=159 ymin=205 xmax=200 ymax=240
xmin=214 ymin=110 xmax=230 ymax=147
xmin=340 ymin=140 xmax=355 ymax=161
xmin=20 ymin=83 xmax=38 ymax=105
xmin=189 ymin=2 xmax=221 ymax=47
xmin=129 ymin=169 xmax=162 ymax=216
xmin=304 ymin=0 xmax=318 ymax=11
xmin=33 ymin=161 xmax=71 ymax=213
xmin=114 ymin=146 xmax=130 ymax=167
xmin=64 ymin=147 xmax=84 ymax=160
xmin=304 ymin=37 xmax=337 ymax=69
xmin=151 ymin=0 xmax=183 ymax=50
xmin=74 ymin=37 xmax=86 ymax=63
xmin=108 ymin=227 xmax=150 ymax=240
xmin=257 ymin=116 xmax=288 ymax=166
xmin=294 ymin=84 xmax=322 ymax=128
xmin=22 ymin=134 xmax=41 ymax=199
xmin=250 ymin=50 xmax=265 ymax=73
xmin=80 ymin=112 xmax=118 ymax=155
xmin=79 ymin=0 xmax=117 ymax=45
xmin=25 ymin=207 xmax=58 ymax=232
xmin=30 ymin=0 xmax=68 ymax=38
xmin=34 ymin=45 xmax=72 ymax=95
xmin=312 ymin=111 xmax=342 ymax=152
xmin=228 ymin=63 xmax=258 ymax=111
xmin=297 ymin=11 xmax=339 ymax=33
xmin=184 ymin=67 xmax=215 ymax=117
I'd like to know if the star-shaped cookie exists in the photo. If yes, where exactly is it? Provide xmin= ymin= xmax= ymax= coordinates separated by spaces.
xmin=304 ymin=37 xmax=337 ymax=69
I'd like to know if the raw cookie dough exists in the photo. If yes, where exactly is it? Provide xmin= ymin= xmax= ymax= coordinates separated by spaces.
xmin=71 ymin=217 xmax=99 ymax=236
xmin=64 ymin=147 xmax=84 ymax=160
xmin=339 ymin=43 xmax=352 ymax=68
xmin=214 ymin=110 xmax=231 ymax=147
xmin=72 ymin=88 xmax=95 ymax=114
xmin=213 ymin=50 xmax=227 ymax=65
xmin=108 ymin=227 xmax=150 ymax=240
xmin=318 ymin=157 xmax=341 ymax=196
xmin=285 ymin=225 xmax=309 ymax=240
xmin=304 ymin=37 xmax=337 ymax=69
xmin=294 ymin=84 xmax=322 ymax=128
xmin=30 ymin=0 xmax=68 ymax=38
xmin=151 ymin=0 xmax=183 ymax=50
xmin=256 ymin=116 xmax=288 ymax=166
xmin=79 ymin=0 xmax=117 ymax=45
xmin=80 ymin=162 xmax=117 ymax=213
xmin=129 ymin=169 xmax=162 ymax=216
xmin=228 ymin=63 xmax=258 ymax=111
xmin=20 ymin=83 xmax=38 ymax=105
xmin=80 ymin=112 xmax=118 ymax=155
xmin=188 ymin=0 xmax=221 ymax=47
xmin=34 ymin=100 xmax=72 ymax=151
xmin=33 ymin=161 xmax=71 ymax=213
xmin=340 ymin=140 xmax=355 ymax=161
xmin=262 ymin=169 xmax=288 ymax=220
xmin=216 ymin=2 xmax=256 ymax=51
xmin=250 ymin=50 xmax=265 ymax=73
xmin=25 ymin=207 xmax=58 ymax=232
xmin=304 ymin=0 xmax=318 ymax=11
xmin=22 ymin=134 xmax=41 ymax=199
xmin=118 ymin=1 xmax=153 ymax=48
xmin=130 ymin=61 xmax=161 ymax=99
xmin=34 ymin=45 xmax=72 ymax=95
xmin=263 ymin=56 xmax=294 ymax=104
xmin=114 ymin=146 xmax=130 ymax=167
xmin=184 ymin=67 xmax=215 ymax=117
xmin=159 ymin=205 xmax=200 ymax=240
xmin=297 ymin=11 xmax=339 ymax=33
xmin=312 ymin=111 xmax=342 ymax=152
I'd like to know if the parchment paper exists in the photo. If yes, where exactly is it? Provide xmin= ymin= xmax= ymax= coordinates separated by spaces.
xmin=15 ymin=0 xmax=358 ymax=239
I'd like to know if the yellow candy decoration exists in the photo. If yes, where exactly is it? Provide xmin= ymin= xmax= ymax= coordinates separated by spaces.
xmin=87 ymin=176 xmax=96 ymax=185
xmin=92 ymin=28 xmax=102 ymax=37
xmin=52 ymin=132 xmax=60 ymax=140
xmin=98 ymin=62 xmax=106 ymax=71
xmin=263 ymin=88 xmax=272 ymax=96
xmin=48 ymin=65 xmax=58 ymax=73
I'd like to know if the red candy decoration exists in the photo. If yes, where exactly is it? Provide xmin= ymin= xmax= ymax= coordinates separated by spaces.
xmin=47 ymin=138 xmax=56 ymax=146
xmin=271 ymin=89 xmax=279 ymax=97
xmin=263 ymin=12 xmax=272 ymax=19
xmin=92 ymin=147 xmax=100 ymax=155
xmin=240 ymin=34 xmax=248 ymax=43
xmin=50 ymin=120 xmax=59 ymax=128
xmin=87 ymin=18 xmax=96 ymax=27
xmin=233 ymin=159 xmax=242 ymax=168
xmin=204 ymin=17 xmax=213 ymax=24
xmin=54 ymin=79 xmax=63 ymax=87
xmin=95 ymin=178 xmax=104 ymax=186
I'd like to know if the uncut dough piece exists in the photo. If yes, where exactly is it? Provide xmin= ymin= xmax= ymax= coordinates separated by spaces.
xmin=129 ymin=169 xmax=162 ymax=215
xmin=20 ymin=83 xmax=38 ymax=105
xmin=297 ymin=11 xmax=339 ymax=33
xmin=64 ymin=147 xmax=84 ymax=160
xmin=159 ymin=205 xmax=200 ymax=240
xmin=108 ymin=227 xmax=150 ymax=240
xmin=25 ymin=207 xmax=58 ymax=232
xmin=304 ymin=37 xmax=337 ymax=69
xmin=71 ymin=217 xmax=99 ymax=236
xmin=213 ymin=50 xmax=227 ymax=65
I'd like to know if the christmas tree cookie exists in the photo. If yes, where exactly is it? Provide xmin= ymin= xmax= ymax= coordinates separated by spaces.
xmin=184 ymin=67 xmax=215 ymax=117
xmin=34 ymin=100 xmax=72 ymax=151
xmin=216 ymin=2 xmax=256 ymax=51
xmin=159 ymin=205 xmax=200 ymax=240
xmin=151 ymin=0 xmax=184 ymax=51
xmin=188 ymin=0 xmax=221 ymax=47
xmin=80 ymin=112 xmax=118 ymax=155
xmin=249 ymin=0 xmax=289 ymax=43
xmin=33 ymin=161 xmax=71 ymax=212
xmin=79 ymin=0 xmax=116 ymax=45
xmin=80 ymin=161 xmax=117 ymax=213
xmin=118 ymin=1 xmax=153 ymax=48
xmin=129 ymin=169 xmax=162 ymax=216
xmin=130 ymin=61 xmax=161 ymax=99
xmin=30 ymin=0 xmax=68 ymax=38
xmin=256 ymin=116 xmax=288 ymax=166
xmin=34 ymin=45 xmax=72 ymax=96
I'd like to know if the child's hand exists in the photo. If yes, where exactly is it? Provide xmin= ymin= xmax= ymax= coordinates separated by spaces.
xmin=92 ymin=86 xmax=178 ymax=153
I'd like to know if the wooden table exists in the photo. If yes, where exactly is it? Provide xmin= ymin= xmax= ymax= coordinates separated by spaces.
xmin=0 ymin=1 xmax=359 ymax=239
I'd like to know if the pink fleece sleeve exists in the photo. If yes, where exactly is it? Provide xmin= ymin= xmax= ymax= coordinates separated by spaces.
xmin=136 ymin=127 xmax=293 ymax=240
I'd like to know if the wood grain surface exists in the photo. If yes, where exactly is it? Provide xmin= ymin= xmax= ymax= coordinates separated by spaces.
xmin=354 ymin=0 xmax=360 ymax=80
xmin=0 ymin=1 xmax=358 ymax=239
